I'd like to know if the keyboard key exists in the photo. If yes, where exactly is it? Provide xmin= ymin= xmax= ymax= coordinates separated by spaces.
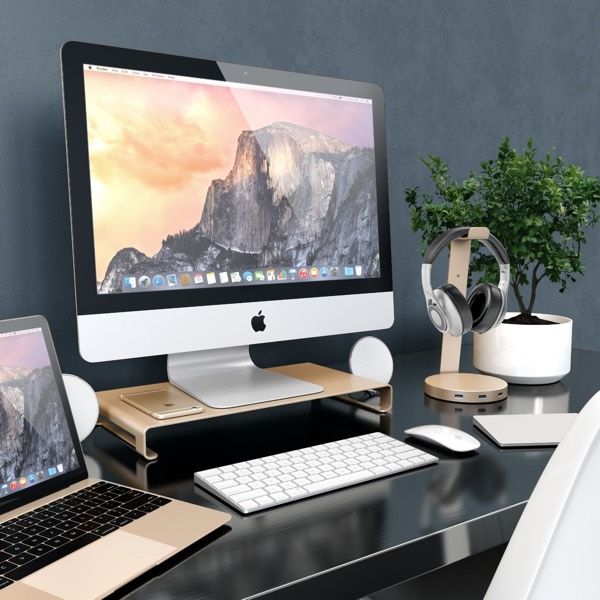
xmin=27 ymin=544 xmax=53 ymax=557
xmin=220 ymin=484 xmax=250 ymax=496
xmin=61 ymin=528 xmax=85 ymax=541
xmin=1 ymin=534 xmax=24 ymax=545
xmin=47 ymin=505 xmax=69 ymax=515
xmin=120 ymin=493 xmax=157 ymax=511
xmin=93 ymin=524 xmax=118 ymax=537
xmin=88 ymin=515 xmax=112 ymax=525
xmin=3 ymin=544 xmax=27 ymax=556
xmin=0 ymin=524 xmax=23 ymax=536
xmin=204 ymin=475 xmax=222 ymax=484
xmin=280 ymin=481 xmax=296 ymax=490
xmin=76 ymin=522 xmax=101 ymax=532
xmin=0 ymin=577 xmax=12 ymax=590
xmin=125 ymin=510 xmax=146 ymax=520
xmin=371 ymin=466 xmax=391 ymax=475
xmin=305 ymin=471 xmax=374 ymax=494
xmin=254 ymin=496 xmax=275 ymax=507
xmin=271 ymin=492 xmax=289 ymax=502
xmin=55 ymin=521 xmax=78 ymax=532
xmin=23 ymin=536 xmax=45 ymax=547
xmin=214 ymin=479 xmax=238 ymax=490
xmin=44 ymin=536 xmax=70 ymax=548
xmin=0 ymin=564 xmax=13 ymax=576
xmin=69 ymin=514 xmax=90 ymax=525
xmin=238 ymin=500 xmax=258 ymax=511
xmin=229 ymin=489 xmax=265 ymax=503
xmin=110 ymin=517 xmax=132 ymax=528
xmin=9 ymin=552 xmax=36 ymax=566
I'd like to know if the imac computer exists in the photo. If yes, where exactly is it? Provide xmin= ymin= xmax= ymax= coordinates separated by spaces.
xmin=61 ymin=42 xmax=393 ymax=408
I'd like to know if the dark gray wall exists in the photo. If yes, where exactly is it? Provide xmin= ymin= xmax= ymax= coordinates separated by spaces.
xmin=1 ymin=0 xmax=599 ymax=390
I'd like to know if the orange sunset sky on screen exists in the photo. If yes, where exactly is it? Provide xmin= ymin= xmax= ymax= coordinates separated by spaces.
xmin=84 ymin=70 xmax=375 ymax=280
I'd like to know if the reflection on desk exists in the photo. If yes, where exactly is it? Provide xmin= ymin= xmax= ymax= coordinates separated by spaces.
xmin=79 ymin=348 xmax=600 ymax=600
xmin=504 ymin=381 xmax=570 ymax=414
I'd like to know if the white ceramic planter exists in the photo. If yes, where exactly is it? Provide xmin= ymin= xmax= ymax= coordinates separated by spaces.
xmin=473 ymin=312 xmax=572 ymax=384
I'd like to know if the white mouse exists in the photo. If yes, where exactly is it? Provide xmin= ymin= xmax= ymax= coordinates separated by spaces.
xmin=405 ymin=424 xmax=480 ymax=453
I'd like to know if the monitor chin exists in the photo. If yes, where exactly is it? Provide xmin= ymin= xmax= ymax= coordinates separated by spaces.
xmin=77 ymin=292 xmax=394 ymax=363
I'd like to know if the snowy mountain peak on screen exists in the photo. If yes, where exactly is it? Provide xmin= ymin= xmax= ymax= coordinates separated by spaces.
xmin=99 ymin=122 xmax=379 ymax=293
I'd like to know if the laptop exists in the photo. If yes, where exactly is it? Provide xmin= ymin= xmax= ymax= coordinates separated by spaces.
xmin=0 ymin=316 xmax=231 ymax=599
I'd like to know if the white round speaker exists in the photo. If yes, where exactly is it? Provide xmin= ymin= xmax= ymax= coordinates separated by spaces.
xmin=348 ymin=336 xmax=394 ymax=384
xmin=62 ymin=374 xmax=99 ymax=442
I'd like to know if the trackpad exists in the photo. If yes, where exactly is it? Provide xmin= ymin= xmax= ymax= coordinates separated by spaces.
xmin=23 ymin=530 xmax=175 ymax=600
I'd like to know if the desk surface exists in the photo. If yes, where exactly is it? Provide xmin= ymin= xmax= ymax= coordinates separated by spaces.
xmin=83 ymin=347 xmax=600 ymax=600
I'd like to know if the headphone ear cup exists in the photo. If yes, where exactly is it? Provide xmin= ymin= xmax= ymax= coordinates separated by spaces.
xmin=434 ymin=284 xmax=473 ymax=336
xmin=468 ymin=283 xmax=503 ymax=333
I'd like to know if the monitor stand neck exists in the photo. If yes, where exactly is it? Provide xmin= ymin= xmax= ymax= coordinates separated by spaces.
xmin=167 ymin=345 xmax=323 ymax=409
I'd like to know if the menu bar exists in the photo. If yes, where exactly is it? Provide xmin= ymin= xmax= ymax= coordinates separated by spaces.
xmin=83 ymin=64 xmax=373 ymax=104
xmin=0 ymin=327 xmax=41 ymax=339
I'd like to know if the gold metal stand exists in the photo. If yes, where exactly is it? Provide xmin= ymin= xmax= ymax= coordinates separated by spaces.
xmin=424 ymin=227 xmax=508 ymax=403
xmin=97 ymin=363 xmax=393 ymax=460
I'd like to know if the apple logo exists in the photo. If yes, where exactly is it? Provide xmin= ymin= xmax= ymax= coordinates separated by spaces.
xmin=251 ymin=310 xmax=266 ymax=332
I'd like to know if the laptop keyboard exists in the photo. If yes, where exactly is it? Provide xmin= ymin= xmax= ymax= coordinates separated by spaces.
xmin=0 ymin=481 xmax=170 ymax=589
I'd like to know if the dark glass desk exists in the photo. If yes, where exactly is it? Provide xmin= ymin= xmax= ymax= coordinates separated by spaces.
xmin=83 ymin=347 xmax=600 ymax=600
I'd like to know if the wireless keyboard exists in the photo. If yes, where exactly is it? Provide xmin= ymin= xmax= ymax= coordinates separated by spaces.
xmin=194 ymin=432 xmax=438 ymax=514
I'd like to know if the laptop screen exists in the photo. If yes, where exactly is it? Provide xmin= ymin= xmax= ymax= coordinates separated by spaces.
xmin=0 ymin=327 xmax=80 ymax=500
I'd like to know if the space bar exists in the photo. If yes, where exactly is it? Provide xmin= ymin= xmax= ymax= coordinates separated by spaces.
xmin=303 ymin=470 xmax=376 ymax=494
xmin=6 ymin=533 xmax=100 ymax=580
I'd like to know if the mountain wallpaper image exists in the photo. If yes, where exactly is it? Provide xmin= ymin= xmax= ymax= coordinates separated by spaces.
xmin=83 ymin=68 xmax=380 ymax=294
xmin=0 ymin=333 xmax=78 ymax=485
xmin=98 ymin=122 xmax=379 ymax=293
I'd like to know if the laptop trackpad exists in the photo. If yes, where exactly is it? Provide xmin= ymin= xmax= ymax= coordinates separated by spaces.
xmin=22 ymin=530 xmax=175 ymax=600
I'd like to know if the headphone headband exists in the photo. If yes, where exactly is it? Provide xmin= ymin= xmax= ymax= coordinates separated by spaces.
xmin=423 ymin=227 xmax=510 ymax=265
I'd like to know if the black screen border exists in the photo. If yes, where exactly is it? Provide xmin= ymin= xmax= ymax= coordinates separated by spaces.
xmin=0 ymin=316 xmax=87 ymax=515
xmin=61 ymin=41 xmax=392 ymax=316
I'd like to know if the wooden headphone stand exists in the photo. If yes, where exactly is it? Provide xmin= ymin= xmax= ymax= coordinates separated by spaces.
xmin=424 ymin=227 xmax=508 ymax=404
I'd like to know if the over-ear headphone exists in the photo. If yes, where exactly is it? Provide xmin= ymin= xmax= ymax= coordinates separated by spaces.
xmin=421 ymin=227 xmax=510 ymax=337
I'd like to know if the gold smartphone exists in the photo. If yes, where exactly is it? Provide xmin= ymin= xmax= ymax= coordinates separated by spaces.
xmin=121 ymin=388 xmax=204 ymax=419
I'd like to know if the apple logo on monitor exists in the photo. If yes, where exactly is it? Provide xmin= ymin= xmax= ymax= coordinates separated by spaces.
xmin=251 ymin=310 xmax=266 ymax=332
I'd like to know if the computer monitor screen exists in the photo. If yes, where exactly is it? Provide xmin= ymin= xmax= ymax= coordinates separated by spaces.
xmin=83 ymin=65 xmax=380 ymax=295
xmin=62 ymin=43 xmax=393 ymax=364
xmin=0 ymin=327 xmax=80 ymax=500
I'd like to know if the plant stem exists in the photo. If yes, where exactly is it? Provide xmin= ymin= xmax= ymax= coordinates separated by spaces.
xmin=511 ymin=281 xmax=527 ymax=315
xmin=527 ymin=262 xmax=545 ymax=315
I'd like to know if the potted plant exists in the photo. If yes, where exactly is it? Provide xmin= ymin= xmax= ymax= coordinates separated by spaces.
xmin=405 ymin=138 xmax=600 ymax=384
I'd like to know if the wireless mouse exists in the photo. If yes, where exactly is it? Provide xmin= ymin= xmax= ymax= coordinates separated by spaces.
xmin=405 ymin=424 xmax=480 ymax=453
